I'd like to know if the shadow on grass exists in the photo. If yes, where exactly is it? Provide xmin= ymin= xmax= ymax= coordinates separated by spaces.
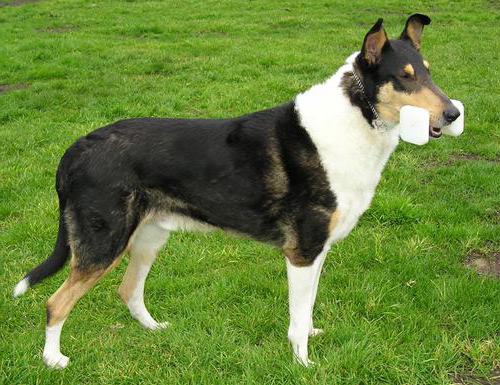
xmin=451 ymin=368 xmax=500 ymax=385
xmin=0 ymin=83 xmax=30 ymax=93
xmin=0 ymin=0 xmax=41 ymax=7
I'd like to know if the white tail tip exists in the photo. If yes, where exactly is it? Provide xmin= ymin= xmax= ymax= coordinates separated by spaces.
xmin=13 ymin=278 xmax=29 ymax=298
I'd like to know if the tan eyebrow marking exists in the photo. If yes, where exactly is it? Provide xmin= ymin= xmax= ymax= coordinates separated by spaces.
xmin=423 ymin=60 xmax=429 ymax=69
xmin=404 ymin=64 xmax=415 ymax=76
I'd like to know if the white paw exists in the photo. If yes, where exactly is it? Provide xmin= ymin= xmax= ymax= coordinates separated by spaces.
xmin=153 ymin=321 xmax=170 ymax=330
xmin=294 ymin=354 xmax=315 ymax=367
xmin=309 ymin=327 xmax=324 ymax=337
xmin=305 ymin=358 xmax=316 ymax=367
xmin=43 ymin=352 xmax=69 ymax=369
xmin=130 ymin=307 xmax=170 ymax=330
xmin=140 ymin=319 xmax=170 ymax=330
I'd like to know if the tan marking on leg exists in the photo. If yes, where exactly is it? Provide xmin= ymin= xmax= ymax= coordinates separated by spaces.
xmin=283 ymin=229 xmax=309 ymax=267
xmin=423 ymin=60 xmax=429 ymax=69
xmin=328 ymin=210 xmax=341 ymax=233
xmin=47 ymin=257 xmax=121 ymax=327
xmin=118 ymin=222 xmax=170 ymax=329
xmin=118 ymin=244 xmax=146 ymax=304
xmin=118 ymin=246 xmax=156 ymax=304
xmin=118 ymin=267 xmax=135 ymax=304
xmin=282 ymin=224 xmax=310 ymax=268
xmin=284 ymin=246 xmax=313 ymax=267
xmin=283 ymin=210 xmax=339 ymax=268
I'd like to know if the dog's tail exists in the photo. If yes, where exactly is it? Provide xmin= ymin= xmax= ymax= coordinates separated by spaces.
xmin=13 ymin=203 xmax=70 ymax=298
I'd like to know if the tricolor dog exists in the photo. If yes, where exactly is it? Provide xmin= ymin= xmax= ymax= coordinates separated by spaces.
xmin=14 ymin=14 xmax=460 ymax=369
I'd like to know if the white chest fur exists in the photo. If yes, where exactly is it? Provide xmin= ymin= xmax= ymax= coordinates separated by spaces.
xmin=295 ymin=57 xmax=400 ymax=244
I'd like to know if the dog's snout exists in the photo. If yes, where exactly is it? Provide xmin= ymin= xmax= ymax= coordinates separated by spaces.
xmin=444 ymin=105 xmax=460 ymax=123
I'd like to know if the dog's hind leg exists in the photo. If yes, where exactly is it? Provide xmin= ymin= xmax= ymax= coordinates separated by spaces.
xmin=43 ymin=257 xmax=121 ymax=369
xmin=42 ymin=188 xmax=138 ymax=369
xmin=118 ymin=222 xmax=169 ymax=330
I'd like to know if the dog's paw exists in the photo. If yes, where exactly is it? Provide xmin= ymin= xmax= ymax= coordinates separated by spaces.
xmin=141 ymin=319 xmax=170 ymax=330
xmin=309 ymin=327 xmax=324 ymax=337
xmin=305 ymin=358 xmax=316 ymax=367
xmin=43 ymin=352 xmax=69 ymax=369
xmin=153 ymin=321 xmax=170 ymax=330
xmin=294 ymin=355 xmax=316 ymax=368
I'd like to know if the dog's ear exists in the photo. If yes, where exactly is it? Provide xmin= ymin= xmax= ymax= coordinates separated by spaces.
xmin=361 ymin=18 xmax=389 ymax=66
xmin=400 ymin=14 xmax=431 ymax=50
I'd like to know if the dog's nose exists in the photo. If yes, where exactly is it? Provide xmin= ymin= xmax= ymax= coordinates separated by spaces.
xmin=444 ymin=106 xmax=460 ymax=123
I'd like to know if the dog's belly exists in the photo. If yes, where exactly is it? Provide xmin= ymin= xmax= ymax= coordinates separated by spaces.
xmin=153 ymin=212 xmax=216 ymax=233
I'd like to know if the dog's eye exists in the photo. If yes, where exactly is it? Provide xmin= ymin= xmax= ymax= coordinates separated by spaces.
xmin=399 ymin=72 xmax=414 ymax=80
xmin=401 ymin=64 xmax=415 ymax=80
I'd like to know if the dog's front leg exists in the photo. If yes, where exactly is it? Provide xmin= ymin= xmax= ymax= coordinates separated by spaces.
xmin=308 ymin=249 xmax=328 ymax=337
xmin=286 ymin=250 xmax=327 ymax=367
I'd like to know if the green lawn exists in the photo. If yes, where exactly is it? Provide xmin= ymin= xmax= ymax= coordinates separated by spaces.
xmin=1 ymin=1 xmax=499 ymax=384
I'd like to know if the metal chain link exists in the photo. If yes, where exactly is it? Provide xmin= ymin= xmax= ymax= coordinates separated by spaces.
xmin=351 ymin=70 xmax=390 ymax=131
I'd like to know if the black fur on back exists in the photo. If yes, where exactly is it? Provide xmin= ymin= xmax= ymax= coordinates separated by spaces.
xmin=24 ymin=101 xmax=337 ymax=279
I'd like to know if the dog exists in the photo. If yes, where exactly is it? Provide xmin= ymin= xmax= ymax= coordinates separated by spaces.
xmin=13 ymin=14 xmax=460 ymax=369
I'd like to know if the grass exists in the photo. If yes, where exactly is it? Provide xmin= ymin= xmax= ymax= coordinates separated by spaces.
xmin=1 ymin=0 xmax=499 ymax=384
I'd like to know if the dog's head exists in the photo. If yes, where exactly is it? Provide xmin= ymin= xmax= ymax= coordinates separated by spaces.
xmin=355 ymin=14 xmax=460 ymax=137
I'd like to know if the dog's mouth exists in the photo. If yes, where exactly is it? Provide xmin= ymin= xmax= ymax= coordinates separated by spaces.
xmin=429 ymin=126 xmax=442 ymax=138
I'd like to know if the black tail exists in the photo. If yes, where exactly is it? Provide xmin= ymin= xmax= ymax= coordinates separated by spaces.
xmin=28 ymin=213 xmax=70 ymax=286
xmin=13 ymin=211 xmax=70 ymax=297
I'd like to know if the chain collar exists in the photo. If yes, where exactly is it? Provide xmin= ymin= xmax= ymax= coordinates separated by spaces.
xmin=351 ymin=70 xmax=391 ymax=131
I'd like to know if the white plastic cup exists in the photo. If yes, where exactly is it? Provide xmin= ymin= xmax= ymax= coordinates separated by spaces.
xmin=398 ymin=105 xmax=430 ymax=145
xmin=442 ymin=99 xmax=464 ymax=137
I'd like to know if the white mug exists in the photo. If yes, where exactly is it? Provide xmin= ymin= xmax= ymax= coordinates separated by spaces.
xmin=398 ymin=105 xmax=429 ymax=145
xmin=442 ymin=99 xmax=464 ymax=137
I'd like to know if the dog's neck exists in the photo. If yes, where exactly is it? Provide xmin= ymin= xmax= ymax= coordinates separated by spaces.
xmin=294 ymin=52 xmax=400 ymax=157
xmin=294 ymin=53 xmax=400 ymax=230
